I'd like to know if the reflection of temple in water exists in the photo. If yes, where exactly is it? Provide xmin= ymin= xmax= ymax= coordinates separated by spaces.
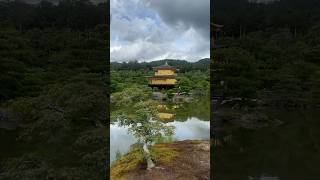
xmin=157 ymin=104 xmax=175 ymax=121
xmin=158 ymin=112 xmax=175 ymax=120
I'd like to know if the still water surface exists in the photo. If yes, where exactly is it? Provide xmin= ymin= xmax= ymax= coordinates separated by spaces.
xmin=110 ymin=117 xmax=210 ymax=163
xmin=213 ymin=109 xmax=320 ymax=180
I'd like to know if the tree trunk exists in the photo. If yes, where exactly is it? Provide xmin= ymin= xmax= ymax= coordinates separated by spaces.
xmin=143 ymin=143 xmax=155 ymax=170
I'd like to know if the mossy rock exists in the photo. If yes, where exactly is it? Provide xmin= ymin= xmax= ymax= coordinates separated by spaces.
xmin=110 ymin=143 xmax=179 ymax=179
xmin=110 ymin=147 xmax=144 ymax=179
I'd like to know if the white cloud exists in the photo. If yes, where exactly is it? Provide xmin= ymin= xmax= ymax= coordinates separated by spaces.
xmin=110 ymin=0 xmax=210 ymax=62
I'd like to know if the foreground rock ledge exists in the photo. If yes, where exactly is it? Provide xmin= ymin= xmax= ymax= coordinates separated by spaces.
xmin=111 ymin=140 xmax=210 ymax=180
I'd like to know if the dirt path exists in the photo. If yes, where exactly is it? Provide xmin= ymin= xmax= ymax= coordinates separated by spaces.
xmin=118 ymin=140 xmax=210 ymax=180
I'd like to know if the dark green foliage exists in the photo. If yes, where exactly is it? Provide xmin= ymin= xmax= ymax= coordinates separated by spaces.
xmin=213 ymin=0 xmax=320 ymax=108
xmin=214 ymin=48 xmax=259 ymax=98
xmin=0 ymin=0 xmax=108 ymax=179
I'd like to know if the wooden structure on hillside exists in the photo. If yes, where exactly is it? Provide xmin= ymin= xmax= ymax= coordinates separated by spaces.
xmin=147 ymin=62 xmax=178 ymax=88
xmin=212 ymin=23 xmax=223 ymax=48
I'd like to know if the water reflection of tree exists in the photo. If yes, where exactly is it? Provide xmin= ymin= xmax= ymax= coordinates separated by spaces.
xmin=174 ymin=98 xmax=210 ymax=121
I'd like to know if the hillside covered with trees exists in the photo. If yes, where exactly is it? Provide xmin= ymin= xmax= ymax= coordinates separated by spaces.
xmin=111 ymin=59 xmax=209 ymax=72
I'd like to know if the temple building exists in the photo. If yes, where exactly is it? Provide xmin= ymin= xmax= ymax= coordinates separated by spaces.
xmin=147 ymin=62 xmax=178 ymax=88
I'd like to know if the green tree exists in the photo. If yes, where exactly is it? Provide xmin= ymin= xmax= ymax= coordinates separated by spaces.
xmin=112 ymin=100 xmax=174 ymax=170
xmin=177 ymin=76 xmax=192 ymax=93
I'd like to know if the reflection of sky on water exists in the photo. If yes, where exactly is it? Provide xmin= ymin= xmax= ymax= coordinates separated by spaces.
xmin=110 ymin=117 xmax=210 ymax=163
xmin=110 ymin=123 xmax=137 ymax=163
xmin=168 ymin=117 xmax=210 ymax=140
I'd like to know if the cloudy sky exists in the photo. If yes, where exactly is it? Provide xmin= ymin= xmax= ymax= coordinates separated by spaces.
xmin=110 ymin=0 xmax=210 ymax=62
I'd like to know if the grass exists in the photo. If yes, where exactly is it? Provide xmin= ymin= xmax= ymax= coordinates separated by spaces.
xmin=151 ymin=143 xmax=179 ymax=164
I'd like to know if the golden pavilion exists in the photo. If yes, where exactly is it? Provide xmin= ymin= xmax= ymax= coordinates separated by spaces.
xmin=147 ymin=62 xmax=177 ymax=88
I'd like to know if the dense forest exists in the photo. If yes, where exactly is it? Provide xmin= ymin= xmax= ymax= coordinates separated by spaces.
xmin=111 ymin=59 xmax=209 ymax=72
xmin=0 ymin=0 xmax=109 ymax=179
xmin=213 ymin=0 xmax=320 ymax=108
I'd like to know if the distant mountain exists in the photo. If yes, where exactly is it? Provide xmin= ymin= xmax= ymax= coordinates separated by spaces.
xmin=111 ymin=59 xmax=210 ymax=72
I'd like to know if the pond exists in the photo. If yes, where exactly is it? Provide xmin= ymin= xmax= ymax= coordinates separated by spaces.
xmin=110 ymin=99 xmax=210 ymax=164
xmin=213 ymin=109 xmax=320 ymax=180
